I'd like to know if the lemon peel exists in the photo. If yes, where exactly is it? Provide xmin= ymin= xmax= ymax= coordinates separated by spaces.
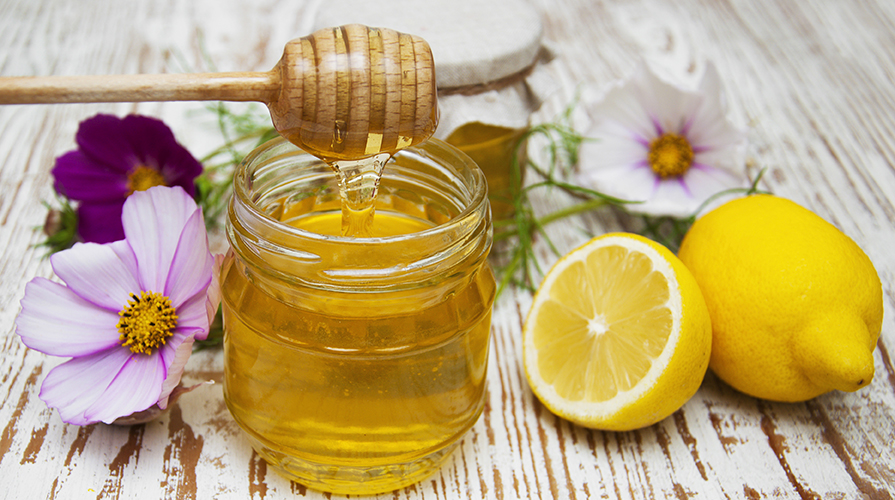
xmin=678 ymin=194 xmax=883 ymax=402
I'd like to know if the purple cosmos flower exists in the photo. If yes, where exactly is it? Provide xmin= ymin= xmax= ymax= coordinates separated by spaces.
xmin=577 ymin=62 xmax=748 ymax=217
xmin=52 ymin=114 xmax=203 ymax=243
xmin=15 ymin=186 xmax=219 ymax=425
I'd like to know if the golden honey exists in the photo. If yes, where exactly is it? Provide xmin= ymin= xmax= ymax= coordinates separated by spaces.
xmin=446 ymin=122 xmax=527 ymax=220
xmin=222 ymin=137 xmax=495 ymax=494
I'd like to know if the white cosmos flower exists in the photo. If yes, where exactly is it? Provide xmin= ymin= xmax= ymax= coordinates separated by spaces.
xmin=576 ymin=61 xmax=748 ymax=218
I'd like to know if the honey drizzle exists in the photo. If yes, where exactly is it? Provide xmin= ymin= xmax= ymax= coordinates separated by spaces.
xmin=330 ymin=153 xmax=390 ymax=237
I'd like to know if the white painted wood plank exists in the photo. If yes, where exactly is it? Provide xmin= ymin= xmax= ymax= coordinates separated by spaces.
xmin=0 ymin=0 xmax=894 ymax=498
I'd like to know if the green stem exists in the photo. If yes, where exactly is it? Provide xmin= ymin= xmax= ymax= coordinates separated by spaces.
xmin=198 ymin=127 xmax=273 ymax=165
xmin=493 ymin=198 xmax=610 ymax=242
xmin=538 ymin=198 xmax=610 ymax=226
xmin=495 ymin=244 xmax=524 ymax=299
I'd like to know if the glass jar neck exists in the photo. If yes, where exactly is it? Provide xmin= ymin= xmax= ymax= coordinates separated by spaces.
xmin=227 ymin=137 xmax=492 ymax=292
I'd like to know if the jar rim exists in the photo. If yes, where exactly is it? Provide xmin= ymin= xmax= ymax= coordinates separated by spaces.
xmin=232 ymin=136 xmax=489 ymax=247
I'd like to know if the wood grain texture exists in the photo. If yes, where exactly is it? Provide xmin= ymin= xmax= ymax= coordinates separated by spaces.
xmin=0 ymin=72 xmax=279 ymax=104
xmin=0 ymin=0 xmax=893 ymax=499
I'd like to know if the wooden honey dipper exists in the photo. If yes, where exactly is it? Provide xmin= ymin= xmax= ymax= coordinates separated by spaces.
xmin=0 ymin=24 xmax=438 ymax=160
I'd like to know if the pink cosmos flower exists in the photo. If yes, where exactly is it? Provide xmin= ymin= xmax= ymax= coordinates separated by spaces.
xmin=576 ymin=62 xmax=748 ymax=218
xmin=51 ymin=114 xmax=203 ymax=243
xmin=15 ymin=186 xmax=219 ymax=425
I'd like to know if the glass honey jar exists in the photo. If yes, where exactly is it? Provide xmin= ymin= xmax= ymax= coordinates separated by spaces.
xmin=444 ymin=122 xmax=529 ymax=220
xmin=220 ymin=136 xmax=496 ymax=495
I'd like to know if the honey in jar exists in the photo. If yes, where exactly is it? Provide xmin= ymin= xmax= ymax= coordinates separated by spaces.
xmin=446 ymin=122 xmax=528 ymax=220
xmin=221 ymin=137 xmax=495 ymax=494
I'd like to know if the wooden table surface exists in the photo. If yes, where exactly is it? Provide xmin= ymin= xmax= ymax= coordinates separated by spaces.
xmin=1 ymin=0 xmax=894 ymax=498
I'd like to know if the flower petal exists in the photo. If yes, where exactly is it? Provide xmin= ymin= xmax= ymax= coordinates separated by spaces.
xmin=578 ymin=133 xmax=650 ymax=172
xmin=611 ymin=167 xmax=659 ymax=201
xmin=205 ymin=254 xmax=225 ymax=326
xmin=118 ymin=115 xmax=186 ymax=168
xmin=174 ymin=290 xmax=211 ymax=339
xmin=77 ymin=201 xmax=126 ymax=244
xmin=113 ymin=381 xmax=210 ymax=425
xmin=52 ymin=151 xmax=129 ymax=202
xmin=685 ymin=64 xmax=747 ymax=162
xmin=586 ymin=74 xmax=657 ymax=141
xmin=635 ymin=64 xmax=704 ymax=135
xmin=117 ymin=115 xmax=203 ymax=196
xmin=165 ymin=209 xmax=214 ymax=307
xmin=16 ymin=277 xmax=122 ymax=357
xmin=578 ymin=161 xmax=656 ymax=203
xmin=39 ymin=347 xmax=133 ymax=425
xmin=81 ymin=351 xmax=167 ymax=425
xmin=157 ymin=332 xmax=198 ymax=409
xmin=122 ymin=186 xmax=200 ymax=293
xmin=108 ymin=238 xmax=140 ymax=278
xmin=641 ymin=180 xmax=700 ymax=218
xmin=156 ymin=144 xmax=203 ymax=197
xmin=685 ymin=165 xmax=746 ymax=211
xmin=50 ymin=241 xmax=141 ymax=311
xmin=74 ymin=114 xmax=144 ymax=173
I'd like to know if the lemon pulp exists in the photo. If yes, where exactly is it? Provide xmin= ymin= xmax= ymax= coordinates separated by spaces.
xmin=532 ymin=245 xmax=672 ymax=402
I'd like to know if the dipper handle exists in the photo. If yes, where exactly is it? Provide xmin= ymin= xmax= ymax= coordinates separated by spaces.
xmin=0 ymin=72 xmax=279 ymax=104
xmin=0 ymin=24 xmax=438 ymax=160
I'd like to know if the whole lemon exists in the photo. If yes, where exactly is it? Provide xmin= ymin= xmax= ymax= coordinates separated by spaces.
xmin=678 ymin=194 xmax=883 ymax=402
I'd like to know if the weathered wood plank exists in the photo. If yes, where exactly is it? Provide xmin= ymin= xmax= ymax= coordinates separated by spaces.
xmin=0 ymin=0 xmax=894 ymax=498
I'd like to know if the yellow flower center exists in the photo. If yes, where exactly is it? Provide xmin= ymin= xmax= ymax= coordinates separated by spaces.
xmin=118 ymin=291 xmax=178 ymax=355
xmin=127 ymin=166 xmax=166 ymax=194
xmin=648 ymin=133 xmax=694 ymax=178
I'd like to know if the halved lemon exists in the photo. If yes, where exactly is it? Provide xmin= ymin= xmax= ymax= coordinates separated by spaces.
xmin=523 ymin=233 xmax=711 ymax=431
